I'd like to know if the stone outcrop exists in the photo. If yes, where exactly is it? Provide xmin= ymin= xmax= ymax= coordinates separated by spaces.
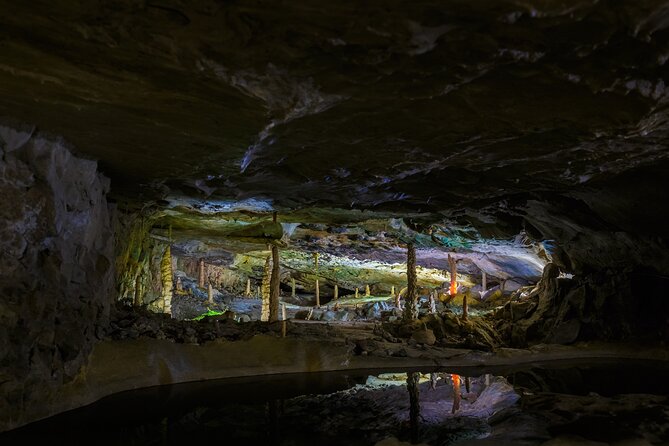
xmin=496 ymin=263 xmax=669 ymax=346
xmin=0 ymin=125 xmax=114 ymax=431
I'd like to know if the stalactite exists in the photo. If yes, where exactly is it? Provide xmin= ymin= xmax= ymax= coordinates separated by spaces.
xmin=334 ymin=284 xmax=338 ymax=300
xmin=245 ymin=278 xmax=251 ymax=297
xmin=269 ymin=244 xmax=280 ymax=322
xmin=198 ymin=258 xmax=205 ymax=289
xmin=208 ymin=282 xmax=213 ymax=305
xmin=451 ymin=374 xmax=461 ymax=414
xmin=160 ymin=245 xmax=173 ymax=315
xmin=365 ymin=284 xmax=370 ymax=296
xmin=404 ymin=243 xmax=418 ymax=321
xmin=407 ymin=371 xmax=420 ymax=444
xmin=260 ymin=255 xmax=271 ymax=321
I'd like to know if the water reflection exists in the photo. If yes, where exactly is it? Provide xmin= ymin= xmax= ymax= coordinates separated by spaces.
xmin=2 ymin=361 xmax=669 ymax=445
xmin=406 ymin=371 xmax=420 ymax=444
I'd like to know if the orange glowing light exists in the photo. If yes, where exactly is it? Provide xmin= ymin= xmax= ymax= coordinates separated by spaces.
xmin=451 ymin=373 xmax=460 ymax=388
xmin=448 ymin=254 xmax=458 ymax=296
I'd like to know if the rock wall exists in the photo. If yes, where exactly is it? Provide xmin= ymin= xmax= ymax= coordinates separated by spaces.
xmin=114 ymin=210 xmax=163 ymax=306
xmin=496 ymin=264 xmax=669 ymax=346
xmin=0 ymin=125 xmax=115 ymax=430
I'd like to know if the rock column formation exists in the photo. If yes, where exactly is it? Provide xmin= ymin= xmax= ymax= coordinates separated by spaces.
xmin=269 ymin=245 xmax=280 ymax=322
xmin=404 ymin=243 xmax=418 ymax=321
xmin=160 ymin=245 xmax=173 ymax=315
xmin=198 ymin=259 xmax=205 ymax=289
xmin=260 ymin=255 xmax=271 ymax=321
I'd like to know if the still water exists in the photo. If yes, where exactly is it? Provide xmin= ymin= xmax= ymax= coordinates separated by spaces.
xmin=2 ymin=359 xmax=669 ymax=445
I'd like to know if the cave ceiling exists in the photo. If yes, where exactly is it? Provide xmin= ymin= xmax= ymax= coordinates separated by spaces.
xmin=1 ymin=0 xmax=669 ymax=264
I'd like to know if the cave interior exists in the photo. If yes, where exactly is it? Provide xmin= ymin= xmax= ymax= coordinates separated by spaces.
xmin=1 ymin=1 xmax=669 ymax=445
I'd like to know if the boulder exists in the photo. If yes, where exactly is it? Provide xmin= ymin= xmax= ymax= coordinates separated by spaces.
xmin=411 ymin=328 xmax=436 ymax=345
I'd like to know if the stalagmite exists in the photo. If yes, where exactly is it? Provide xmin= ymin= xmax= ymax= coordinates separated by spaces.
xmin=355 ymin=287 xmax=359 ymax=298
xmin=403 ymin=243 xmax=418 ymax=321
xmin=260 ymin=255 xmax=271 ymax=321
xmin=281 ymin=302 xmax=287 ymax=338
xmin=269 ymin=244 xmax=280 ymax=322
xmin=198 ymin=258 xmax=205 ymax=289
xmin=465 ymin=376 xmax=471 ymax=394
xmin=449 ymin=254 xmax=467 ymax=320
xmin=160 ymin=245 xmax=173 ymax=315
xmin=429 ymin=290 xmax=436 ymax=314
xmin=175 ymin=276 xmax=183 ymax=293
xmin=365 ymin=284 xmax=370 ymax=296
xmin=291 ymin=277 xmax=296 ymax=297
xmin=245 ymin=278 xmax=251 ymax=297
xmin=395 ymin=291 xmax=401 ymax=310
xmin=407 ymin=371 xmax=420 ymax=444
xmin=391 ymin=285 xmax=395 ymax=297
xmin=430 ymin=373 xmax=438 ymax=390
xmin=257 ymin=285 xmax=261 ymax=298
xmin=208 ymin=282 xmax=213 ymax=305
xmin=314 ymin=252 xmax=320 ymax=308
xmin=451 ymin=374 xmax=461 ymax=414
xmin=448 ymin=254 xmax=457 ymax=297
xmin=334 ymin=284 xmax=338 ymax=300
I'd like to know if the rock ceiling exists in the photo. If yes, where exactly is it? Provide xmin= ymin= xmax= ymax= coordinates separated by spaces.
xmin=1 ymin=0 xmax=668 ymax=271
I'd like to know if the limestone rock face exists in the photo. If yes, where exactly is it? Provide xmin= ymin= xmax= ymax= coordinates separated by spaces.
xmin=0 ymin=125 xmax=114 ymax=431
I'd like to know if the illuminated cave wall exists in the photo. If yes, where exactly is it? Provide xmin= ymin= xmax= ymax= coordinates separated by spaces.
xmin=0 ymin=125 xmax=115 ymax=425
